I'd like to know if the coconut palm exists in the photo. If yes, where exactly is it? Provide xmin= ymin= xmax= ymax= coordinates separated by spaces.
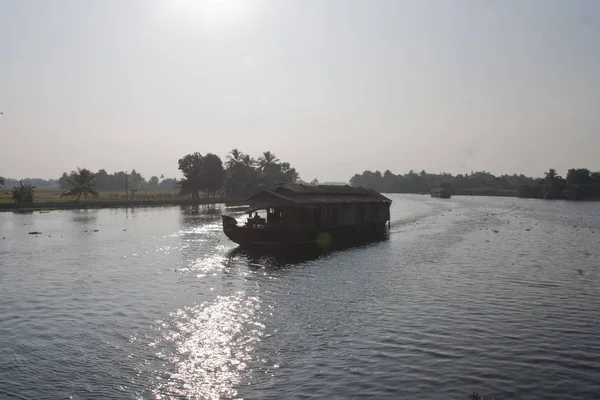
xmin=60 ymin=167 xmax=99 ymax=201
xmin=225 ymin=149 xmax=244 ymax=169
xmin=241 ymin=154 xmax=257 ymax=168
xmin=257 ymin=151 xmax=280 ymax=171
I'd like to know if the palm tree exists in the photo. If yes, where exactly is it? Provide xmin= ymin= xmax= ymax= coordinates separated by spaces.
xmin=60 ymin=168 xmax=99 ymax=201
xmin=258 ymin=151 xmax=280 ymax=171
xmin=225 ymin=149 xmax=244 ymax=169
xmin=241 ymin=154 xmax=257 ymax=168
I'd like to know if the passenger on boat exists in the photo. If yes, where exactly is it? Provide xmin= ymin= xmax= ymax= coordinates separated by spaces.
xmin=247 ymin=212 xmax=264 ymax=227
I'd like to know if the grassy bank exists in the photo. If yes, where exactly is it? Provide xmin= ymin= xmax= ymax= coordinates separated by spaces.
xmin=0 ymin=189 xmax=243 ymax=212
xmin=0 ymin=189 xmax=183 ymax=204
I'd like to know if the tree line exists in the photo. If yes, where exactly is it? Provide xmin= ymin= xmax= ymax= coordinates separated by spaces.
xmin=58 ymin=169 xmax=178 ymax=192
xmin=519 ymin=168 xmax=600 ymax=200
xmin=0 ymin=172 xmax=178 ymax=191
xmin=1 ymin=177 xmax=59 ymax=189
xmin=6 ymin=163 xmax=600 ymax=204
xmin=2 ymin=149 xmax=301 ymax=203
xmin=349 ymin=168 xmax=600 ymax=199
xmin=350 ymin=170 xmax=537 ymax=196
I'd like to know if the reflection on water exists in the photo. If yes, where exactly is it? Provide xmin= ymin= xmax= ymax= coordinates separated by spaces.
xmin=180 ymin=204 xmax=224 ymax=216
xmin=71 ymin=209 xmax=99 ymax=223
xmin=154 ymin=294 xmax=264 ymax=400
xmin=227 ymin=235 xmax=391 ymax=271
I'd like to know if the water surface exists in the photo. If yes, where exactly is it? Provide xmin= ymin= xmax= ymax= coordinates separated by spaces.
xmin=1 ymin=195 xmax=599 ymax=399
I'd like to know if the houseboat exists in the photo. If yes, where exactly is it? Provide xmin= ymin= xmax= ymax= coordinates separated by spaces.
xmin=430 ymin=188 xmax=452 ymax=198
xmin=221 ymin=183 xmax=392 ymax=247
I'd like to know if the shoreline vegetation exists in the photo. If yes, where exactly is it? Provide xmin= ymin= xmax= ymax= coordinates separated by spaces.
xmin=3 ymin=158 xmax=600 ymax=211
xmin=350 ymin=168 xmax=600 ymax=200
xmin=0 ymin=149 xmax=298 ymax=212
xmin=0 ymin=194 xmax=243 ymax=212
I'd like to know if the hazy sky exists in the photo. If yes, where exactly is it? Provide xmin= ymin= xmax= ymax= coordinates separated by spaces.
xmin=1 ymin=0 xmax=599 ymax=182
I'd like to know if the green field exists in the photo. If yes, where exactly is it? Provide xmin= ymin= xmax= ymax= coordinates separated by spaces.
xmin=0 ymin=189 xmax=181 ymax=204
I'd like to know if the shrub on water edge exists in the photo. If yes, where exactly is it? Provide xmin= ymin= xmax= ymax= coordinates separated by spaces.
xmin=11 ymin=181 xmax=36 ymax=204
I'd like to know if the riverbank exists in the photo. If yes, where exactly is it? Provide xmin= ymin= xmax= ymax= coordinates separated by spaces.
xmin=0 ymin=197 xmax=245 ymax=212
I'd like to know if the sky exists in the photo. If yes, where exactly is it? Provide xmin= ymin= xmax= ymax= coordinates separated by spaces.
xmin=1 ymin=0 xmax=600 ymax=182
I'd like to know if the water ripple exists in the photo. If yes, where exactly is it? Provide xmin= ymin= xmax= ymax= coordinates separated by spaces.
xmin=2 ymin=199 xmax=600 ymax=399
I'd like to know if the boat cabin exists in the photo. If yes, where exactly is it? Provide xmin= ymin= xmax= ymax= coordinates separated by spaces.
xmin=243 ymin=183 xmax=392 ymax=229
xmin=431 ymin=188 xmax=452 ymax=198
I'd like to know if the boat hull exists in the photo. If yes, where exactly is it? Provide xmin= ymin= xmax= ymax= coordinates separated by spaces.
xmin=221 ymin=215 xmax=388 ymax=247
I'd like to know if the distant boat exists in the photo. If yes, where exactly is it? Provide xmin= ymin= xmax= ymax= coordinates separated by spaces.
xmin=221 ymin=183 xmax=392 ymax=247
xmin=431 ymin=188 xmax=452 ymax=198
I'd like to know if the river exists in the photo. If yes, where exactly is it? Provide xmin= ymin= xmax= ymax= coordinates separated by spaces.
xmin=1 ymin=194 xmax=599 ymax=399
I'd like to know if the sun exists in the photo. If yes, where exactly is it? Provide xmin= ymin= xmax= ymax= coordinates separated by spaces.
xmin=167 ymin=0 xmax=250 ymax=28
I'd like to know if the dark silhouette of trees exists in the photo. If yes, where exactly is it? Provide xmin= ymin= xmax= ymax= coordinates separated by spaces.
xmin=56 ymin=169 xmax=177 ymax=192
xmin=564 ymin=168 xmax=600 ymax=199
xmin=177 ymin=152 xmax=204 ymax=199
xmin=94 ymin=169 xmax=110 ymax=190
xmin=177 ymin=152 xmax=225 ymax=198
xmin=58 ymin=172 xmax=71 ymax=190
xmin=518 ymin=168 xmax=600 ymax=200
xmin=258 ymin=151 xmax=280 ymax=171
xmin=128 ymin=169 xmax=145 ymax=190
xmin=174 ymin=149 xmax=294 ymax=199
xmin=203 ymin=154 xmax=226 ymax=197
xmin=2 ymin=177 xmax=58 ymax=189
xmin=351 ymin=168 xmax=600 ymax=200
xmin=225 ymin=148 xmax=244 ymax=169
xmin=147 ymin=176 xmax=159 ymax=189
xmin=60 ymin=168 xmax=99 ymax=201
xmin=224 ymin=158 xmax=260 ymax=199
xmin=11 ymin=148 xmax=298 ymax=199
xmin=542 ymin=168 xmax=565 ymax=199
xmin=222 ymin=149 xmax=300 ymax=199
xmin=241 ymin=154 xmax=256 ymax=167
xmin=224 ymin=149 xmax=260 ymax=198
xmin=280 ymin=162 xmax=300 ymax=183
xmin=0 ymin=176 xmax=4 ymax=187
xmin=158 ymin=178 xmax=177 ymax=191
